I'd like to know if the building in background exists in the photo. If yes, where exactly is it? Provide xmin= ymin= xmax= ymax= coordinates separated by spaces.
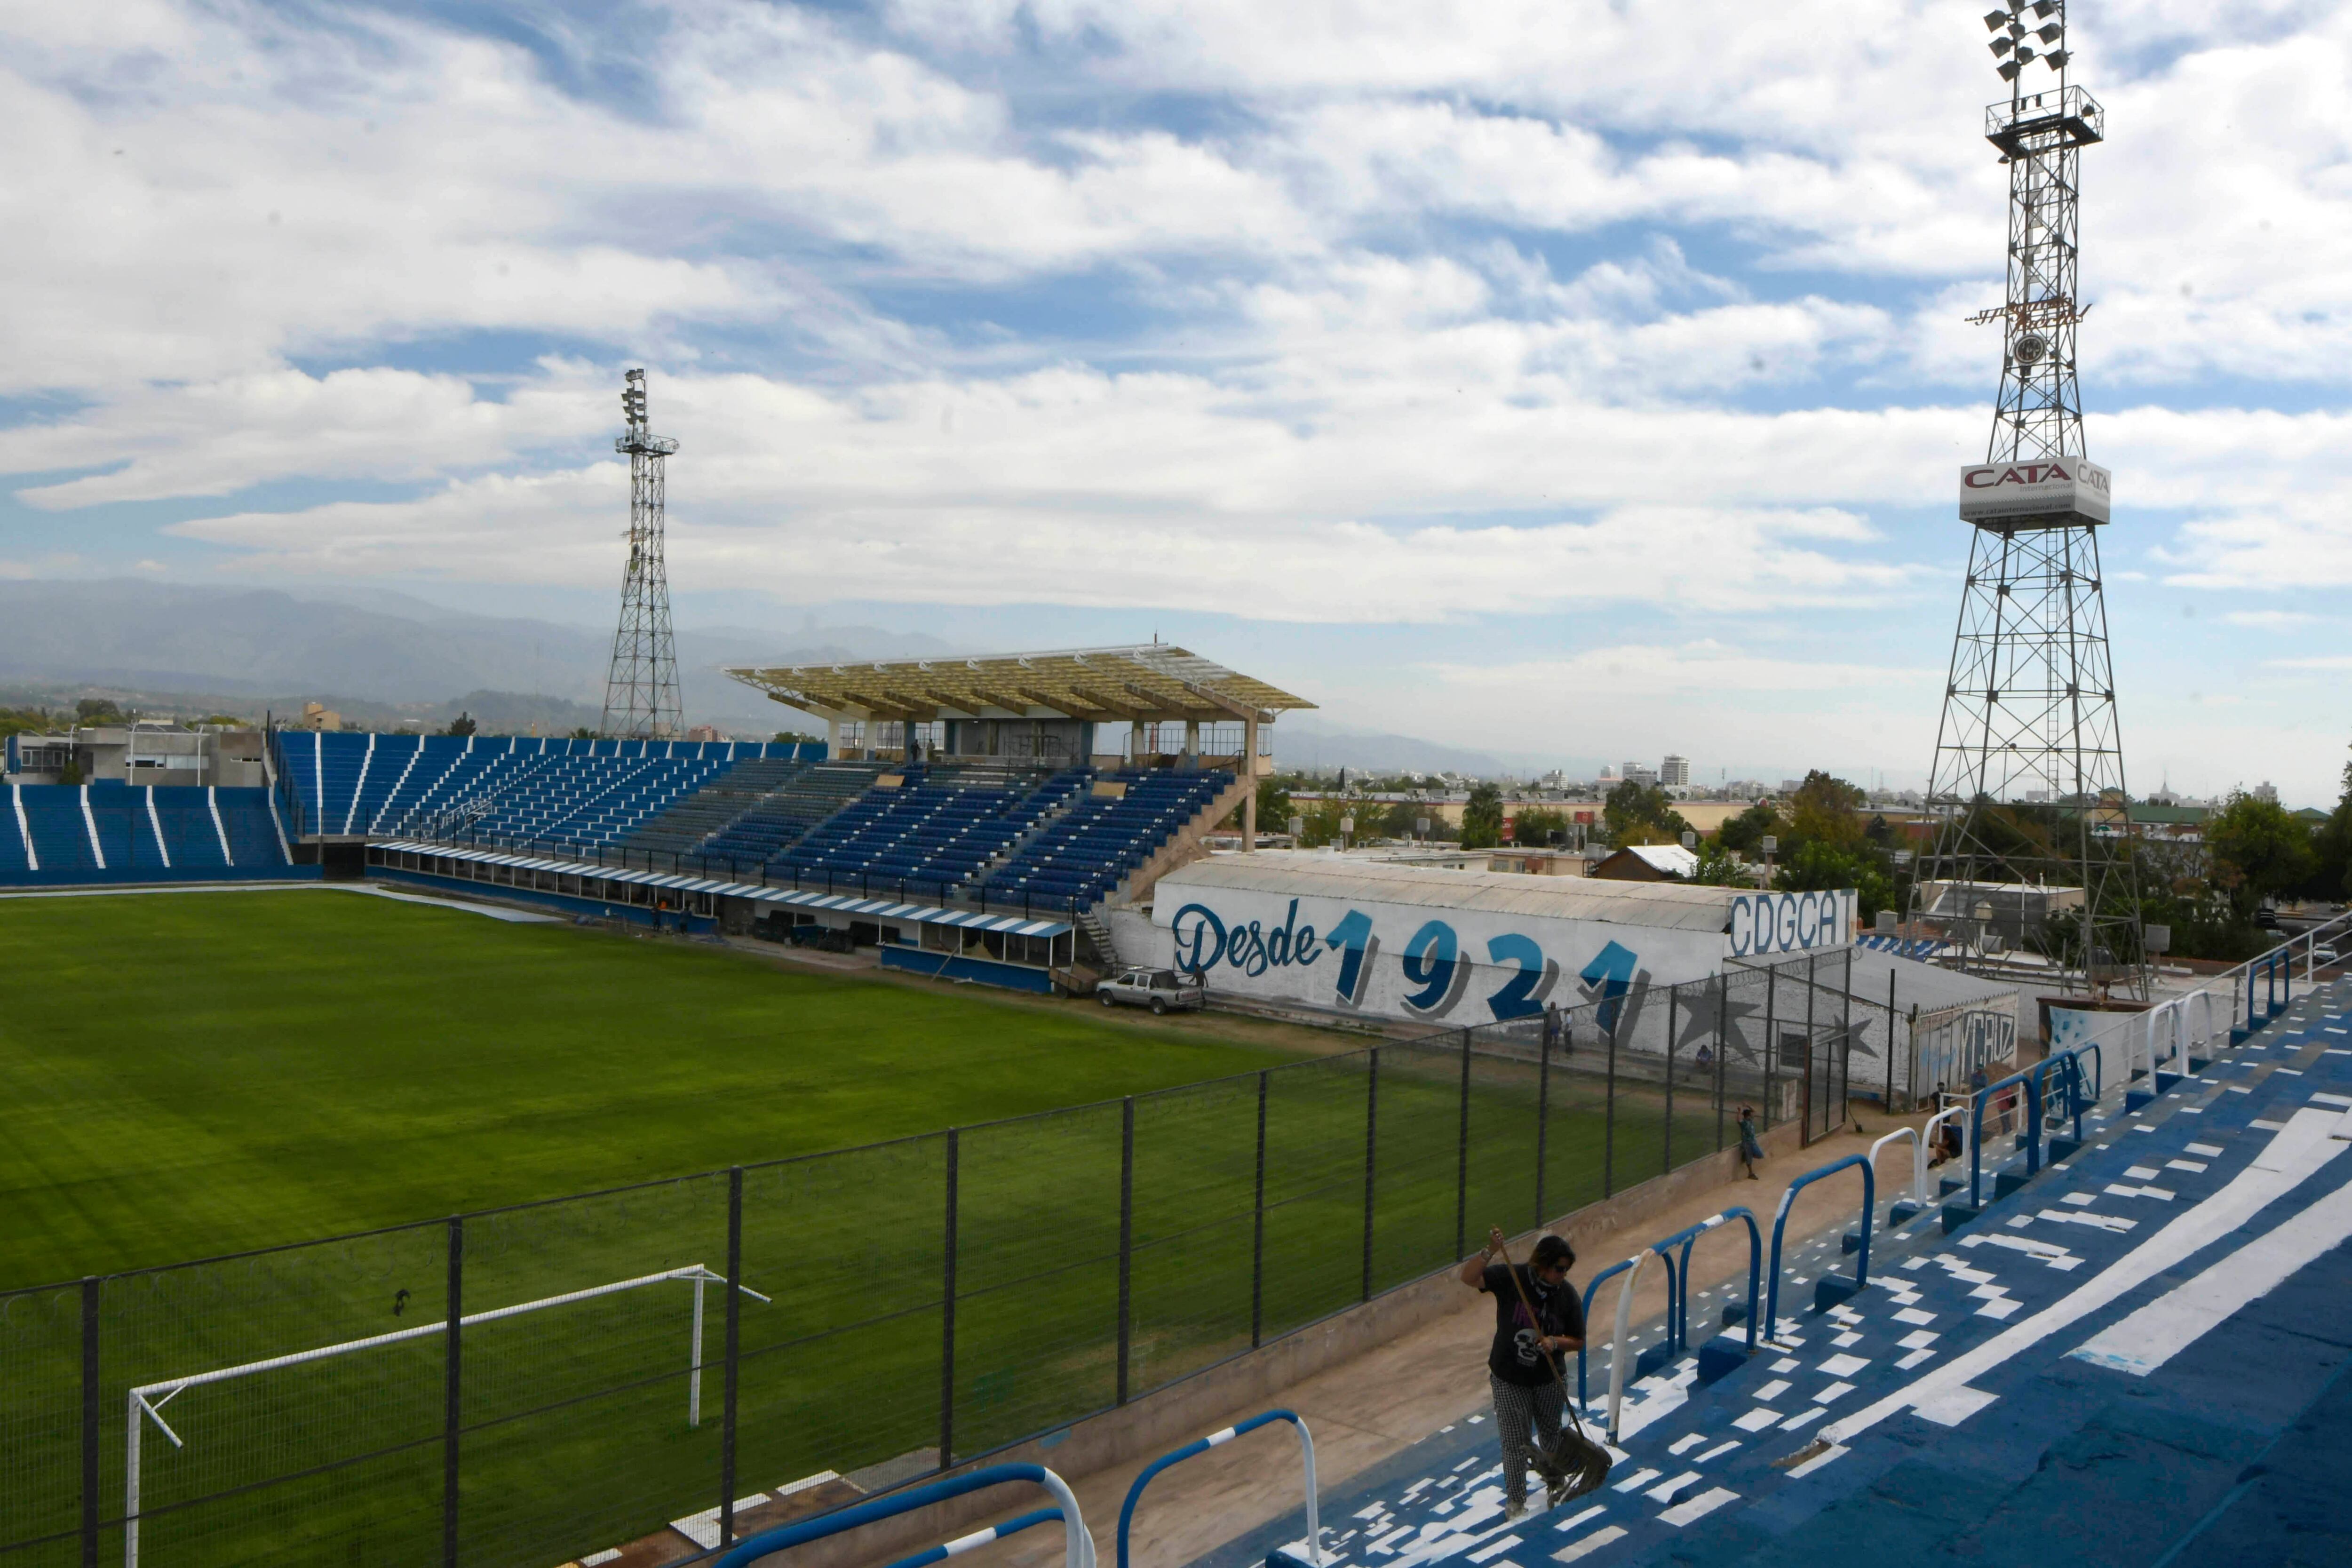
xmin=1661 ymin=754 xmax=1691 ymax=787
xmin=3 ymin=723 xmax=268 ymax=788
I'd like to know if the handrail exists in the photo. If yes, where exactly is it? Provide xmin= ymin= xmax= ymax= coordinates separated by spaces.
xmin=1868 ymin=1126 xmax=1926 ymax=1218
xmin=1576 ymin=1256 xmax=1636 ymax=1409
xmin=1764 ymin=1151 xmax=1875 ymax=1333
xmin=1669 ymin=1208 xmax=1762 ymax=1357
xmin=1967 ymin=1064 xmax=2038 ymax=1209
xmin=2032 ymin=1043 xmax=2098 ymax=1145
xmin=1605 ymin=1250 xmax=1656 ymax=1442
xmin=1922 ymin=1101 xmax=1970 ymax=1192
xmin=1118 ymin=1410 xmax=1319 ymax=1568
xmin=884 ymin=1508 xmax=1066 ymax=1568
xmin=714 ymin=1462 xmax=1094 ymax=1568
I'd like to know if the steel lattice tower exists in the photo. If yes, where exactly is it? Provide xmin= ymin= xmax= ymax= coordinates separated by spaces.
xmin=600 ymin=368 xmax=683 ymax=740
xmin=1912 ymin=1 xmax=2144 ymax=992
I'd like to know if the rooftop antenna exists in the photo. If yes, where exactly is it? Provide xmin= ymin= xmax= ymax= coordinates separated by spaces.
xmin=600 ymin=368 xmax=683 ymax=740
xmin=1912 ymin=1 xmax=2143 ymax=997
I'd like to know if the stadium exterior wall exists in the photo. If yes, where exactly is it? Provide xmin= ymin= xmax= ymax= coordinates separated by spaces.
xmin=1150 ymin=854 xmax=1854 ymax=1031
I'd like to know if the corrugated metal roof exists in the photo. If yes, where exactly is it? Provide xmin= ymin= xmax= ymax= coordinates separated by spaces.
xmin=1819 ymin=946 xmax=2022 ymax=1016
xmin=723 ymin=643 xmax=1314 ymax=723
xmin=1153 ymin=851 xmax=1736 ymax=932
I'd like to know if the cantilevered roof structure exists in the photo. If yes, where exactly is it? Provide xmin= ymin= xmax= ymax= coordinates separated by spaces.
xmin=723 ymin=644 xmax=1316 ymax=725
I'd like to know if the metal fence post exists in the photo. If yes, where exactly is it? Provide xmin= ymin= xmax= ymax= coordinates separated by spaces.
xmin=1715 ymin=974 xmax=1726 ymax=1153
xmin=1804 ymin=953 xmax=1819 ymax=1138
xmin=1454 ymin=1030 xmax=1471 ymax=1259
xmin=1887 ymin=965 xmax=1899 ymax=1106
xmin=1534 ymin=1022 xmax=1551 ymax=1226
xmin=1664 ymin=987 xmax=1678 ymax=1176
xmin=442 ymin=1217 xmax=463 ymax=1568
xmin=1764 ymin=966 xmax=1779 ymax=1127
xmin=940 ymin=1130 xmax=959 ymax=1469
xmin=1603 ymin=1003 xmax=1620 ymax=1197
xmin=1251 ymin=1070 xmax=1268 ymax=1349
xmin=1362 ymin=1048 xmax=1379 ymax=1303
xmin=1117 ymin=1097 xmax=1135 ymax=1405
xmin=720 ymin=1167 xmax=744 ymax=1548
xmin=80 ymin=1276 xmax=98 ymax=1568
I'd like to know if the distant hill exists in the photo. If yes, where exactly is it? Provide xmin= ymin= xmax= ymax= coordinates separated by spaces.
xmin=1272 ymin=715 xmax=1512 ymax=778
xmin=0 ymin=580 xmax=951 ymax=732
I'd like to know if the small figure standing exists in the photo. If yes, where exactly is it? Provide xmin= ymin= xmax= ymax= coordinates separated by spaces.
xmin=1459 ymin=1227 xmax=1586 ymax=1520
xmin=1737 ymin=1104 xmax=1764 ymax=1179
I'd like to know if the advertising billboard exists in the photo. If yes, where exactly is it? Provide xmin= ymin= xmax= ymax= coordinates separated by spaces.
xmin=1149 ymin=872 xmax=1854 ymax=1029
xmin=1956 ymin=457 xmax=2112 ymax=525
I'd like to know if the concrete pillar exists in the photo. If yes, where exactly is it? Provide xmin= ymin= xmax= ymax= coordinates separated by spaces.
xmin=1183 ymin=718 xmax=1199 ymax=758
xmin=826 ymin=716 xmax=842 ymax=759
xmin=1241 ymin=715 xmax=1259 ymax=852
xmin=1130 ymin=718 xmax=1147 ymax=766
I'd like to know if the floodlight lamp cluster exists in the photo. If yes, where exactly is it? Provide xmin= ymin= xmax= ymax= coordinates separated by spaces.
xmin=621 ymin=368 xmax=649 ymax=430
xmin=1981 ymin=0 xmax=2067 ymax=80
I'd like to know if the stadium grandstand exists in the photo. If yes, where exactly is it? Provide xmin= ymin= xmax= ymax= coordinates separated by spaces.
xmin=0 ymin=645 xmax=1312 ymax=992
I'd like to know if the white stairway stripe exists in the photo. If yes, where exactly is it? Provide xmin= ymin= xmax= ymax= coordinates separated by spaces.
xmin=11 ymin=783 xmax=35 ymax=871
xmin=1824 ymin=1108 xmax=2351 ymax=1444
xmin=345 ymin=733 xmax=375 ymax=835
xmin=2070 ymin=1166 xmax=2352 ymax=1376
xmin=207 ymin=788 xmax=232 ymax=865
xmin=80 ymin=785 xmax=105 ymax=868
xmin=144 ymin=786 xmax=171 ymax=870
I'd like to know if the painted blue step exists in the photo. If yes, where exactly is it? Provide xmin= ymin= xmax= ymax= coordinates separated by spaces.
xmin=1634 ymin=1342 xmax=1677 ymax=1380
xmin=1938 ymin=1175 xmax=1965 ymax=1196
xmin=1840 ymin=1229 xmax=1864 ymax=1255
xmin=2047 ymin=1136 xmax=2082 ymax=1162
xmin=2155 ymin=1070 xmax=2184 ymax=1091
xmin=1941 ymin=1199 xmax=1981 ymax=1234
xmin=1694 ymin=1331 xmax=1752 ymax=1385
xmin=2126 ymin=1089 xmax=2155 ymax=1111
xmin=1994 ymin=1167 xmax=2032 ymax=1201
xmin=1812 ymin=1275 xmax=1861 ymax=1312
xmin=1890 ymin=1199 xmax=1926 ymax=1225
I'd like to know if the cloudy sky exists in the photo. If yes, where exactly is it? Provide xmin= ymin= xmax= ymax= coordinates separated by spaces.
xmin=3 ymin=0 xmax=2348 ymax=799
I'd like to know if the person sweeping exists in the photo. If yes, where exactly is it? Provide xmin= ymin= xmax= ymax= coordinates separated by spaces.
xmin=1459 ymin=1226 xmax=1610 ymax=1519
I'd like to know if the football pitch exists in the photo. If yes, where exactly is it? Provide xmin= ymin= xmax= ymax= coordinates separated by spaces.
xmin=0 ymin=886 xmax=1717 ymax=1568
xmin=0 ymin=887 xmax=1297 ymax=1289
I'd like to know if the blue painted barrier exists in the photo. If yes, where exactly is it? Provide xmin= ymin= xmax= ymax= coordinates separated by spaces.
xmin=2032 ymin=1042 xmax=2099 ymax=1148
xmin=1966 ymin=1064 xmax=2041 ymax=1210
xmin=884 ymin=1509 xmax=1065 ymax=1568
xmin=1119 ymin=1410 xmax=1319 ymax=1568
xmin=715 ymin=1462 xmax=1092 ymax=1568
xmin=1577 ymin=1250 xmax=1672 ymax=1407
xmin=1765 ymin=1153 xmax=1874 ymax=1332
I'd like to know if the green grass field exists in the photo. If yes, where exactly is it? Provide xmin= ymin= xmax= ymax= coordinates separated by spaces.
xmin=0 ymin=889 xmax=1299 ymax=1288
xmin=0 ymin=887 xmax=1719 ymax=1568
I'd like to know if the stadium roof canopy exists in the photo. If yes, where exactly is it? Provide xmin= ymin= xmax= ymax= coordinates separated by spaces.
xmin=723 ymin=644 xmax=1317 ymax=725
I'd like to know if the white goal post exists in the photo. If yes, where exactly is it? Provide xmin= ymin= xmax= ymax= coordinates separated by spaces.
xmin=124 ymin=1263 xmax=769 ymax=1568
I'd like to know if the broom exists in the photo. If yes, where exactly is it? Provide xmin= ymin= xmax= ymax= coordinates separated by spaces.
xmin=1491 ymin=1234 xmax=1613 ymax=1505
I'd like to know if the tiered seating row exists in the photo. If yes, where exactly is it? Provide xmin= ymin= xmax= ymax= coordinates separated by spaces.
xmin=764 ymin=766 xmax=1079 ymax=894
xmin=275 ymin=733 xmax=814 ymax=847
xmin=1 ymin=785 xmax=288 ymax=880
xmin=693 ymin=763 xmax=897 ymax=869
xmin=978 ymin=769 xmax=1233 ymax=912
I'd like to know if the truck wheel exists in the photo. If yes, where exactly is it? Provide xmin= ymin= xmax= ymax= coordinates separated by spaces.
xmin=1150 ymin=998 xmax=1168 ymax=1016
xmin=1100 ymin=992 xmax=1115 ymax=1007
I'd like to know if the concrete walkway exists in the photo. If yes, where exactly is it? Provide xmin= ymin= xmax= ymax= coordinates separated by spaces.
xmin=896 ymin=1114 xmax=1934 ymax=1568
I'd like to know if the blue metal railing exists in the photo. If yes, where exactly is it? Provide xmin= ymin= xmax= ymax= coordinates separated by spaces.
xmin=1765 ymin=1152 xmax=1875 ymax=1332
xmin=1572 ymin=1208 xmax=1760 ymax=1408
xmin=1966 ymin=1064 xmax=2038 ymax=1209
xmin=1674 ymin=1208 xmax=1761 ymax=1357
xmin=714 ymin=1462 xmax=1093 ymax=1568
xmin=1118 ymin=1410 xmax=1319 ymax=1568
xmin=2032 ymin=1043 xmax=2099 ymax=1147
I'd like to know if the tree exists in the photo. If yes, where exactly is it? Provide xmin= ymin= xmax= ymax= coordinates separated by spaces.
xmin=1775 ymin=840 xmax=1896 ymax=923
xmin=75 ymin=699 xmax=124 ymax=725
xmin=1689 ymin=838 xmax=1752 ymax=887
xmin=772 ymin=730 xmax=820 ymax=744
xmin=443 ymin=711 xmax=477 ymax=738
xmin=1256 ymin=775 xmax=1293 ymax=834
xmin=1461 ymin=782 xmax=1505 ymax=849
xmin=1512 ymin=807 xmax=1570 ymax=847
xmin=1717 ymin=801 xmax=1780 ymax=855
xmin=2306 ymin=742 xmax=2352 ymax=901
xmin=1784 ymin=770 xmax=1867 ymax=850
xmin=1601 ymin=781 xmax=1690 ymax=846
xmin=2205 ymin=789 xmax=2315 ymax=917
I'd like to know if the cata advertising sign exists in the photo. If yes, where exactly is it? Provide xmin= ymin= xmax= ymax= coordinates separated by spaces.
xmin=1725 ymin=890 xmax=1859 ymax=959
xmin=1956 ymin=457 xmax=2112 ymax=525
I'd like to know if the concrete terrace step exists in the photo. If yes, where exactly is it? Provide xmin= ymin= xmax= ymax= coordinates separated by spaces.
xmin=1196 ymin=975 xmax=2352 ymax=1568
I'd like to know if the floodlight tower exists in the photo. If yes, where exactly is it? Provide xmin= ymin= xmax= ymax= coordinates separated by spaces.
xmin=600 ymin=368 xmax=684 ymax=740
xmin=1912 ymin=0 xmax=2144 ymax=993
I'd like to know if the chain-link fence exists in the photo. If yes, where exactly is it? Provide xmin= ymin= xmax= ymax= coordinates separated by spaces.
xmin=0 ymin=957 xmax=1846 ymax=1568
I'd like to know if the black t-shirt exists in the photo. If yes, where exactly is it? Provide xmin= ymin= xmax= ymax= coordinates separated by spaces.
xmin=1480 ymin=1262 xmax=1584 ymax=1386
